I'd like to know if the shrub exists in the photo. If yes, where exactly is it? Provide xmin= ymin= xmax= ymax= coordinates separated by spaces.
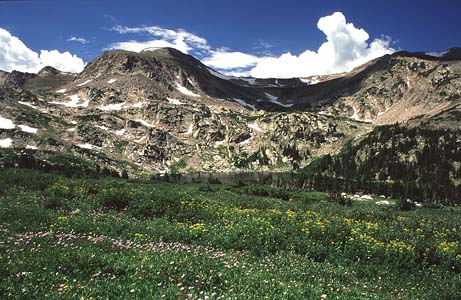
xmin=399 ymin=198 xmax=416 ymax=211
xmin=98 ymin=188 xmax=134 ymax=211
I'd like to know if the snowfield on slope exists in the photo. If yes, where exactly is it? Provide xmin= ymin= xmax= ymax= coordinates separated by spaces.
xmin=50 ymin=95 xmax=89 ymax=108
xmin=233 ymin=98 xmax=256 ymax=110
xmin=167 ymin=98 xmax=185 ymax=105
xmin=265 ymin=93 xmax=293 ymax=108
xmin=18 ymin=125 xmax=38 ymax=134
xmin=175 ymin=82 xmax=199 ymax=97
xmin=76 ymin=79 xmax=92 ymax=87
xmin=0 ymin=138 xmax=12 ymax=148
xmin=0 ymin=116 xmax=15 ymax=129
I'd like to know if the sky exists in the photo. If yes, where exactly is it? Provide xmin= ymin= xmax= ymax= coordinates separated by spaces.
xmin=0 ymin=0 xmax=460 ymax=78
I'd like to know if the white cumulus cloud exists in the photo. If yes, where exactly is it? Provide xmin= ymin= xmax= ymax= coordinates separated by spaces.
xmin=0 ymin=27 xmax=85 ymax=73
xmin=108 ymin=25 xmax=265 ymax=76
xmin=250 ymin=12 xmax=394 ymax=78
xmin=202 ymin=49 xmax=264 ymax=70
xmin=67 ymin=36 xmax=89 ymax=44
xmin=108 ymin=25 xmax=209 ymax=54
xmin=39 ymin=50 xmax=86 ymax=73
xmin=108 ymin=12 xmax=394 ymax=78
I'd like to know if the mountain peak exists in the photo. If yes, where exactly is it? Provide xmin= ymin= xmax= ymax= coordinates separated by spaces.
xmin=141 ymin=46 xmax=185 ymax=56
xmin=38 ymin=66 xmax=61 ymax=76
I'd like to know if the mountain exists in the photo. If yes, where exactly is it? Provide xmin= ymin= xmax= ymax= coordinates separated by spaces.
xmin=0 ymin=47 xmax=460 ymax=181
xmin=304 ymin=123 xmax=461 ymax=204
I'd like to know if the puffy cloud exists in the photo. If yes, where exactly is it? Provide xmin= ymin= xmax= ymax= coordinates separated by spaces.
xmin=109 ymin=12 xmax=394 ymax=78
xmin=250 ymin=12 xmax=394 ymax=78
xmin=202 ymin=49 xmax=263 ymax=70
xmin=109 ymin=25 xmax=209 ymax=54
xmin=0 ymin=27 xmax=40 ymax=73
xmin=108 ymin=39 xmax=189 ymax=53
xmin=67 ymin=36 xmax=89 ymax=44
xmin=109 ymin=25 xmax=265 ymax=75
xmin=0 ymin=27 xmax=85 ymax=73
xmin=39 ymin=50 xmax=86 ymax=73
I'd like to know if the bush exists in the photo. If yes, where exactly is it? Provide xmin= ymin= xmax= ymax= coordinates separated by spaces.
xmin=399 ymin=198 xmax=416 ymax=211
xmin=330 ymin=192 xmax=352 ymax=207
xmin=243 ymin=185 xmax=290 ymax=201
xmin=129 ymin=189 xmax=185 ymax=221
xmin=98 ymin=188 xmax=134 ymax=211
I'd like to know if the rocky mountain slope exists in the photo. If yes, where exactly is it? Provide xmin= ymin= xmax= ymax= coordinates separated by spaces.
xmin=0 ymin=47 xmax=460 ymax=176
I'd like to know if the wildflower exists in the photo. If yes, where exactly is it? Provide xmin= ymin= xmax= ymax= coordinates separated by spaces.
xmin=286 ymin=210 xmax=296 ymax=219
xmin=189 ymin=223 xmax=206 ymax=233
xmin=57 ymin=216 xmax=68 ymax=222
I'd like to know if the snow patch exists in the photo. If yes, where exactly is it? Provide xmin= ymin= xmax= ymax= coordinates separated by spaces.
xmin=406 ymin=76 xmax=411 ymax=89
xmin=248 ymin=123 xmax=262 ymax=132
xmin=107 ymin=79 xmax=117 ymax=84
xmin=239 ymin=138 xmax=252 ymax=145
xmin=76 ymin=143 xmax=100 ymax=150
xmin=167 ymin=98 xmax=185 ymax=105
xmin=96 ymin=125 xmax=110 ymax=131
xmin=25 ymin=145 xmax=38 ymax=150
xmin=310 ymin=79 xmax=320 ymax=85
xmin=55 ymin=89 xmax=67 ymax=93
xmin=76 ymin=79 xmax=92 ymax=87
xmin=300 ymin=78 xmax=309 ymax=84
xmin=67 ymin=127 xmax=76 ymax=132
xmin=0 ymin=138 xmax=12 ymax=148
xmin=265 ymin=93 xmax=293 ymax=108
xmin=131 ymin=102 xmax=144 ymax=108
xmin=208 ymin=68 xmax=232 ymax=80
xmin=0 ymin=115 xmax=15 ymax=129
xmin=115 ymin=129 xmax=126 ymax=136
xmin=18 ymin=101 xmax=38 ymax=109
xmin=175 ymin=82 xmax=199 ymax=97
xmin=240 ymin=78 xmax=257 ymax=85
xmin=134 ymin=119 xmax=154 ymax=128
xmin=215 ymin=139 xmax=226 ymax=145
xmin=18 ymin=125 xmax=38 ymax=134
xmin=350 ymin=106 xmax=360 ymax=121
xmin=300 ymin=76 xmax=319 ymax=85
xmin=98 ymin=102 xmax=126 ymax=111
xmin=50 ymin=95 xmax=89 ymax=108
xmin=233 ymin=98 xmax=256 ymax=110
xmin=184 ymin=123 xmax=193 ymax=135
xmin=349 ymin=106 xmax=372 ymax=123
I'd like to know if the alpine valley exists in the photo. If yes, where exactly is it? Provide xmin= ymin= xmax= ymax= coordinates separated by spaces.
xmin=1 ymin=47 xmax=461 ymax=202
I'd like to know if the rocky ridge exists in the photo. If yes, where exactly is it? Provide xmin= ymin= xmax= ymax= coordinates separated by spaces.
xmin=0 ymin=47 xmax=460 ymax=176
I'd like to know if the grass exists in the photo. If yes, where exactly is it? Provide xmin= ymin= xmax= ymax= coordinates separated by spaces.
xmin=1 ymin=169 xmax=460 ymax=299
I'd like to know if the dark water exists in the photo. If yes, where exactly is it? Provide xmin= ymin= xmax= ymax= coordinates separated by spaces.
xmin=152 ymin=171 xmax=304 ymax=187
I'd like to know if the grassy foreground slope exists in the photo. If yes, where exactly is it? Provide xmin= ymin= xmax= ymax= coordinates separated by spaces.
xmin=1 ymin=169 xmax=460 ymax=299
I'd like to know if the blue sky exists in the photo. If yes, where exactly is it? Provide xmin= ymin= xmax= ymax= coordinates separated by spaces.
xmin=1 ymin=0 xmax=460 ymax=77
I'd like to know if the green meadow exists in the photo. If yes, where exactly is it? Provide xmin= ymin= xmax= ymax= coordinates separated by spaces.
xmin=1 ymin=169 xmax=460 ymax=299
